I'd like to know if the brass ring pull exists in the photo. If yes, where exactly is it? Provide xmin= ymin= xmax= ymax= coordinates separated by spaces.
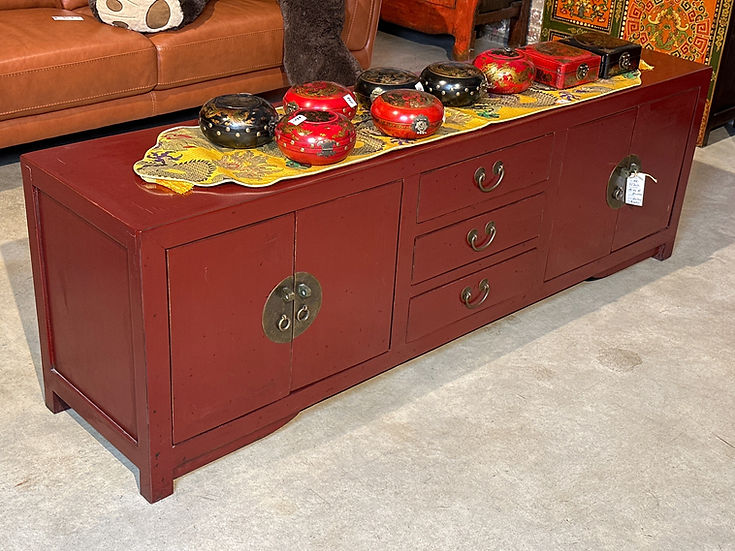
xmin=466 ymin=221 xmax=497 ymax=252
xmin=277 ymin=314 xmax=292 ymax=332
xmin=296 ymin=304 xmax=310 ymax=322
xmin=460 ymin=278 xmax=491 ymax=309
xmin=475 ymin=161 xmax=504 ymax=193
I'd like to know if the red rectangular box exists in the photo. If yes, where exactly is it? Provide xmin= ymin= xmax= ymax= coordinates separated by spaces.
xmin=520 ymin=41 xmax=602 ymax=89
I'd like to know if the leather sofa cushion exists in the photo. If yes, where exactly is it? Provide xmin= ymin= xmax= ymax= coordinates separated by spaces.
xmin=61 ymin=0 xmax=87 ymax=8
xmin=0 ymin=0 xmax=61 ymax=9
xmin=0 ymin=9 xmax=157 ymax=121
xmin=145 ymin=0 xmax=284 ymax=90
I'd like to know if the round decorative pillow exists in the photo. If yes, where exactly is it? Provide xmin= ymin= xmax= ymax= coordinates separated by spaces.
xmin=89 ymin=0 xmax=208 ymax=33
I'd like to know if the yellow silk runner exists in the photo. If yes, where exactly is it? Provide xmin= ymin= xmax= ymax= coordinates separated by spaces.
xmin=134 ymin=71 xmax=643 ymax=194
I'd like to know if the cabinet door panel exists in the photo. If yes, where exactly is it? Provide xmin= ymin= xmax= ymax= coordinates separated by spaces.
xmin=291 ymin=181 xmax=402 ymax=389
xmin=545 ymin=109 xmax=637 ymax=280
xmin=612 ymin=89 xmax=699 ymax=250
xmin=168 ymin=215 xmax=294 ymax=444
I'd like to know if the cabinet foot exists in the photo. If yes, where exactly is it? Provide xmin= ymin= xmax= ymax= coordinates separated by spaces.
xmin=654 ymin=241 xmax=675 ymax=261
xmin=139 ymin=466 xmax=174 ymax=504
xmin=45 ymin=390 xmax=70 ymax=414
xmin=588 ymin=247 xmax=661 ymax=280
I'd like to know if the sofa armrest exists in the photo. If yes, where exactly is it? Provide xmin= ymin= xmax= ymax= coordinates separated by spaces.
xmin=343 ymin=0 xmax=382 ymax=68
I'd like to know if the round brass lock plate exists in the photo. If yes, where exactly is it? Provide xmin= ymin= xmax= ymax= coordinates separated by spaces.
xmin=607 ymin=154 xmax=641 ymax=209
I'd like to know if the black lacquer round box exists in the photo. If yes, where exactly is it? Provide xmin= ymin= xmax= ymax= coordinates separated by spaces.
xmin=199 ymin=93 xmax=279 ymax=148
xmin=354 ymin=67 xmax=422 ymax=106
xmin=419 ymin=61 xmax=486 ymax=107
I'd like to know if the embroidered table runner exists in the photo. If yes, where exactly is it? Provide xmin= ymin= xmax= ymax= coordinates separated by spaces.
xmin=134 ymin=71 xmax=643 ymax=194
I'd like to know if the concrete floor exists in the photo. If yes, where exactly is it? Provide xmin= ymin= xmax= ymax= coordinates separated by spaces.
xmin=1 ymin=28 xmax=735 ymax=550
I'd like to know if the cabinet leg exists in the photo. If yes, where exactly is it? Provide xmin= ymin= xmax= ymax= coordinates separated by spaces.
xmin=654 ymin=241 xmax=675 ymax=261
xmin=139 ymin=464 xmax=174 ymax=504
xmin=45 ymin=390 xmax=70 ymax=414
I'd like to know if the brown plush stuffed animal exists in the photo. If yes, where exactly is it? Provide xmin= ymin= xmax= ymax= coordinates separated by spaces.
xmin=280 ymin=0 xmax=363 ymax=86
xmin=90 ymin=0 xmax=208 ymax=32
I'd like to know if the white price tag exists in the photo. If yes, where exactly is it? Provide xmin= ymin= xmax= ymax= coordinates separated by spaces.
xmin=52 ymin=15 xmax=84 ymax=20
xmin=415 ymin=82 xmax=425 ymax=91
xmin=343 ymin=94 xmax=357 ymax=108
xmin=288 ymin=114 xmax=307 ymax=126
xmin=625 ymin=173 xmax=645 ymax=206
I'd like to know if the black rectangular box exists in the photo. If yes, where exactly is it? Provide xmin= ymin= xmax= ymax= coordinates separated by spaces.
xmin=561 ymin=32 xmax=642 ymax=79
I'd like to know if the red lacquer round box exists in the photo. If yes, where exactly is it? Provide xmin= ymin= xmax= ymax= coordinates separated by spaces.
xmin=283 ymin=81 xmax=358 ymax=120
xmin=370 ymin=89 xmax=444 ymax=139
xmin=275 ymin=109 xmax=356 ymax=165
xmin=473 ymin=48 xmax=535 ymax=95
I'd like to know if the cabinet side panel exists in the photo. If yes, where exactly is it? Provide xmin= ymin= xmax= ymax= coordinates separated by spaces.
xmin=37 ymin=192 xmax=138 ymax=439
xmin=168 ymin=214 xmax=295 ymax=444
xmin=291 ymin=181 xmax=402 ymax=389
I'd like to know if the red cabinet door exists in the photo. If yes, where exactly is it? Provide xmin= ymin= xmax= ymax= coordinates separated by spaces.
xmin=168 ymin=214 xmax=295 ymax=443
xmin=291 ymin=181 xmax=402 ymax=389
xmin=545 ymin=108 xmax=637 ymax=280
xmin=612 ymin=89 xmax=699 ymax=250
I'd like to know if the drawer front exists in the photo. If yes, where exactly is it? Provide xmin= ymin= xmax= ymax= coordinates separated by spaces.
xmin=407 ymin=249 xmax=538 ymax=341
xmin=417 ymin=134 xmax=553 ymax=222
xmin=413 ymin=194 xmax=544 ymax=283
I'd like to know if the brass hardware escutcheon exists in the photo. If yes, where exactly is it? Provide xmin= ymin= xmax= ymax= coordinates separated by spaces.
xmin=619 ymin=52 xmax=632 ymax=71
xmin=296 ymin=282 xmax=312 ymax=299
xmin=292 ymin=272 xmax=322 ymax=339
xmin=263 ymin=275 xmax=295 ymax=343
xmin=467 ymin=221 xmax=497 ymax=252
xmin=460 ymin=278 xmax=491 ymax=309
xmin=475 ymin=160 xmax=504 ymax=193
xmin=607 ymin=154 xmax=642 ymax=209
xmin=577 ymin=63 xmax=589 ymax=80
xmin=263 ymin=272 xmax=322 ymax=343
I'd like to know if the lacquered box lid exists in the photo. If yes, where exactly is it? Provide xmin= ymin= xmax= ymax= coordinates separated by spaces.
xmin=565 ymin=32 xmax=641 ymax=55
xmin=283 ymin=81 xmax=358 ymax=120
xmin=520 ymin=41 xmax=601 ymax=74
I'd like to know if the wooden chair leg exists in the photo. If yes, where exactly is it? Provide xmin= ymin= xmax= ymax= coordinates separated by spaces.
xmin=508 ymin=0 xmax=531 ymax=47
xmin=452 ymin=22 xmax=475 ymax=60
xmin=451 ymin=0 xmax=481 ymax=60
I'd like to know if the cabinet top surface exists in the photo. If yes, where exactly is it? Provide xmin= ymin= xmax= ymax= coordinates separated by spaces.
xmin=21 ymin=51 xmax=709 ymax=232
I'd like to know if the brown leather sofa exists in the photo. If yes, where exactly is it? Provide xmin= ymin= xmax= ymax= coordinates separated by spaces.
xmin=0 ymin=0 xmax=381 ymax=149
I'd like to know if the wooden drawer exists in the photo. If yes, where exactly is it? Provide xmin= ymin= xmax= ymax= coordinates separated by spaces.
xmin=416 ymin=134 xmax=553 ymax=222
xmin=412 ymin=194 xmax=543 ymax=283
xmin=407 ymin=249 xmax=538 ymax=341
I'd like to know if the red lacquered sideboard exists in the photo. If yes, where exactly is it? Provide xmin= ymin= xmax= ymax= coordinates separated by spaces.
xmin=21 ymin=51 xmax=710 ymax=502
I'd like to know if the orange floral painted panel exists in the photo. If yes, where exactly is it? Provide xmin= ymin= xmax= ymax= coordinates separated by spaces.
xmin=552 ymin=0 xmax=616 ymax=32
xmin=622 ymin=0 xmax=724 ymax=64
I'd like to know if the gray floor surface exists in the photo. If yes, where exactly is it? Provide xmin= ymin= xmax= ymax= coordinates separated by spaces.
xmin=1 ymin=28 xmax=734 ymax=550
